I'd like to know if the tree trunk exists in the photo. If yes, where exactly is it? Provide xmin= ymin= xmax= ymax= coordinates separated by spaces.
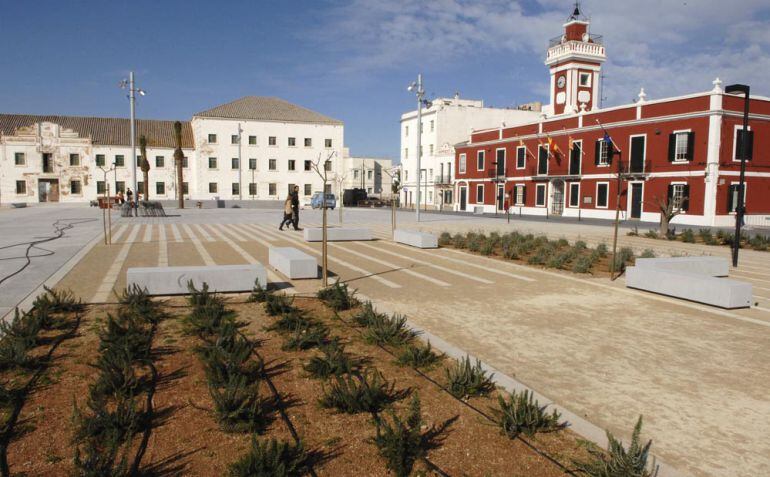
xmin=660 ymin=214 xmax=669 ymax=237
xmin=143 ymin=171 xmax=149 ymax=199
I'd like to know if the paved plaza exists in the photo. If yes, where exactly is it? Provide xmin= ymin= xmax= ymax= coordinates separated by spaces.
xmin=3 ymin=205 xmax=770 ymax=476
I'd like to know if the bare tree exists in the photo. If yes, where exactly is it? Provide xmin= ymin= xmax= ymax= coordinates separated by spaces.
xmin=310 ymin=150 xmax=337 ymax=287
xmin=139 ymin=135 xmax=150 ymax=199
xmin=173 ymin=121 xmax=185 ymax=209
xmin=382 ymin=168 xmax=403 ymax=238
xmin=651 ymin=194 xmax=687 ymax=237
xmin=333 ymin=172 xmax=347 ymax=224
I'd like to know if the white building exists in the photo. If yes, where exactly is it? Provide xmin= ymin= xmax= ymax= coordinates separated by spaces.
xmin=339 ymin=148 xmax=393 ymax=199
xmin=399 ymin=94 xmax=542 ymax=210
xmin=0 ymin=96 xmax=343 ymax=204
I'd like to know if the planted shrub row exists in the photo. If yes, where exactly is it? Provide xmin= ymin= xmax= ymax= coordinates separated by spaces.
xmin=637 ymin=227 xmax=769 ymax=251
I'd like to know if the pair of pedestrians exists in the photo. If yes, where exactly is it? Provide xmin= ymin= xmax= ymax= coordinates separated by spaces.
xmin=279 ymin=185 xmax=301 ymax=231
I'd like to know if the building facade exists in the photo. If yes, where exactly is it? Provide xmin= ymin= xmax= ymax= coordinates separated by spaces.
xmin=0 ymin=97 xmax=343 ymax=204
xmin=454 ymin=8 xmax=770 ymax=228
xmin=400 ymin=94 xmax=541 ymax=210
xmin=339 ymin=148 xmax=393 ymax=199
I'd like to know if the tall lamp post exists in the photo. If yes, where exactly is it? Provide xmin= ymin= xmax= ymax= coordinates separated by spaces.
xmin=725 ymin=84 xmax=751 ymax=268
xmin=407 ymin=74 xmax=429 ymax=222
xmin=119 ymin=72 xmax=146 ymax=197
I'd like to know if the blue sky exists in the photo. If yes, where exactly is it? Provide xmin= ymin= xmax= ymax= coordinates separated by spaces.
xmin=1 ymin=0 xmax=769 ymax=161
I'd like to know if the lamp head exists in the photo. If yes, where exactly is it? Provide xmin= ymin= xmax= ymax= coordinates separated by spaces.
xmin=724 ymin=84 xmax=749 ymax=95
xmin=407 ymin=82 xmax=416 ymax=92
xmin=138 ymin=89 xmax=146 ymax=96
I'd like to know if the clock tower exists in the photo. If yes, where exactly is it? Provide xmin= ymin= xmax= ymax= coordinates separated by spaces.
xmin=545 ymin=3 xmax=606 ymax=115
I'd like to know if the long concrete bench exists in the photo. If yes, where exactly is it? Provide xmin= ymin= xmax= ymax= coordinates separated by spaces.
xmin=625 ymin=257 xmax=751 ymax=309
xmin=394 ymin=229 xmax=438 ymax=249
xmin=126 ymin=264 xmax=267 ymax=295
xmin=269 ymin=247 xmax=317 ymax=279
xmin=303 ymin=227 xmax=372 ymax=242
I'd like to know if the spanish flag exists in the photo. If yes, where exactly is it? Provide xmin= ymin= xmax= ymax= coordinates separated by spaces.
xmin=568 ymin=135 xmax=574 ymax=151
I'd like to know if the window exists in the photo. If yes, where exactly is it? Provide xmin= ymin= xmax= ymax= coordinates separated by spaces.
xmin=249 ymin=135 xmax=257 ymax=145
xmin=249 ymin=158 xmax=257 ymax=170
xmin=404 ymin=125 xmax=409 ymax=136
xmin=268 ymin=136 xmax=277 ymax=146
xmin=304 ymin=160 xmax=311 ymax=171
xmin=248 ymin=183 xmax=257 ymax=196
xmin=288 ymin=160 xmax=296 ymax=171
xmin=269 ymin=159 xmax=277 ymax=171
xmin=368 ymin=170 xmax=373 ymax=180
xmin=568 ymin=182 xmax=580 ymax=207
xmin=70 ymin=180 xmax=82 ymax=195
xmin=208 ymin=134 xmax=217 ymax=143
xmin=674 ymin=133 xmax=688 ymax=161
xmin=596 ymin=182 xmax=609 ymax=208
xmin=209 ymin=182 xmax=218 ymax=193
xmin=476 ymin=184 xmax=484 ymax=203
xmin=420 ymin=145 xmax=423 ymax=157
xmin=208 ymin=157 xmax=217 ymax=169
xmin=115 ymin=155 xmax=125 ymax=167
xmin=669 ymin=183 xmax=689 ymax=211
xmin=304 ymin=184 xmax=312 ymax=195
xmin=70 ymin=154 xmax=80 ymax=166
xmin=324 ymin=160 xmax=332 ymax=172
xmin=430 ymin=120 xmax=434 ymax=132
xmin=137 ymin=181 xmax=144 ymax=195
xmin=325 ymin=138 xmax=332 ymax=148
xmin=579 ymin=72 xmax=591 ymax=87
xmin=95 ymin=154 xmax=105 ymax=167
xmin=269 ymin=183 xmax=277 ymax=196
xmin=459 ymin=153 xmax=467 ymax=174
xmin=14 ymin=152 xmax=25 ymax=165
xmin=232 ymin=183 xmax=240 ymax=195
xmin=595 ymin=139 xmax=610 ymax=166
xmin=231 ymin=134 xmax=239 ymax=144
xmin=155 ymin=156 xmax=164 ymax=168
xmin=231 ymin=158 xmax=239 ymax=169
xmin=734 ymin=127 xmax=754 ymax=161
xmin=116 ymin=181 xmax=125 ymax=193
xmin=15 ymin=180 xmax=26 ymax=194
xmin=495 ymin=148 xmax=506 ymax=176
xmin=304 ymin=138 xmax=312 ymax=147
xmin=288 ymin=137 xmax=296 ymax=147
xmin=324 ymin=183 xmax=332 ymax=194
xmin=569 ymin=141 xmax=582 ymax=175
xmin=404 ymin=148 xmax=408 ymax=159
xmin=516 ymin=146 xmax=526 ymax=169
xmin=628 ymin=136 xmax=644 ymax=173
xmin=537 ymin=145 xmax=549 ymax=175
xmin=182 ymin=182 xmax=189 ymax=194
xmin=182 ymin=156 xmax=189 ymax=168
xmin=96 ymin=181 xmax=106 ymax=194
xmin=514 ymin=184 xmax=525 ymax=206
xmin=668 ymin=131 xmax=693 ymax=162
xmin=535 ymin=184 xmax=546 ymax=207
xmin=727 ymin=183 xmax=746 ymax=213
xmin=477 ymin=150 xmax=485 ymax=170
xmin=156 ymin=182 xmax=165 ymax=195
xmin=429 ymin=144 xmax=434 ymax=155
xmin=353 ymin=170 xmax=359 ymax=179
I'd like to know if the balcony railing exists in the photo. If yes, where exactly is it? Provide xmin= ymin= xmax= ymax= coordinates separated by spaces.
xmin=548 ymin=33 xmax=603 ymax=48
xmin=434 ymin=175 xmax=453 ymax=185
xmin=546 ymin=40 xmax=605 ymax=61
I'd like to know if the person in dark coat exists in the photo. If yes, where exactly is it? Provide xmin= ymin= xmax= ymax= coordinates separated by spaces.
xmin=291 ymin=186 xmax=301 ymax=230
xmin=279 ymin=194 xmax=293 ymax=231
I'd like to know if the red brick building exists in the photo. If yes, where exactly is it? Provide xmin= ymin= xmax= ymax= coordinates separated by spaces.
xmin=454 ymin=7 xmax=769 ymax=228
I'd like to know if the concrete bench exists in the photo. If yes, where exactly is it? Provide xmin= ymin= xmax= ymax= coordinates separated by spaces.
xmin=269 ymin=247 xmax=317 ymax=279
xmin=394 ymin=229 xmax=438 ymax=249
xmin=126 ymin=264 xmax=267 ymax=296
xmin=625 ymin=257 xmax=751 ymax=309
xmin=303 ymin=227 xmax=372 ymax=242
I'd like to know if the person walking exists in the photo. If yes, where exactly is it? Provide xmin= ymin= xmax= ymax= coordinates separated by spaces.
xmin=125 ymin=188 xmax=134 ymax=218
xmin=291 ymin=185 xmax=301 ymax=231
xmin=279 ymin=194 xmax=294 ymax=231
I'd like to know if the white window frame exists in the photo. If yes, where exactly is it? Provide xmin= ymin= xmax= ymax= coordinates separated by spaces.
xmin=569 ymin=140 xmax=582 ymax=175
xmin=598 ymin=140 xmax=610 ymax=166
xmin=15 ymin=180 xmax=26 ymax=195
xmin=579 ymin=72 xmax=591 ymax=87
xmin=626 ymin=180 xmax=645 ymax=217
xmin=459 ymin=153 xmax=467 ymax=174
xmin=476 ymin=183 xmax=484 ymax=203
xmin=14 ymin=152 xmax=25 ymax=166
xmin=568 ymin=182 xmax=580 ymax=208
xmin=728 ymin=181 xmax=747 ymax=214
xmin=673 ymin=129 xmax=691 ymax=163
xmin=596 ymin=182 xmax=609 ymax=209
xmin=535 ymin=183 xmax=547 ymax=207
xmin=476 ymin=150 xmax=485 ymax=171
xmin=514 ymin=184 xmax=525 ymax=206
xmin=516 ymin=146 xmax=526 ymax=169
xmin=628 ymin=134 xmax=646 ymax=172
xmin=732 ymin=124 xmax=752 ymax=162
xmin=670 ymin=181 xmax=687 ymax=212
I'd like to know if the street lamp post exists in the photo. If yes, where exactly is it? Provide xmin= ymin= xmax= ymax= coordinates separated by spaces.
xmin=99 ymin=163 xmax=116 ymax=245
xmin=119 ymin=72 xmax=146 ymax=199
xmin=407 ymin=74 xmax=426 ymax=222
xmin=725 ymin=84 xmax=751 ymax=268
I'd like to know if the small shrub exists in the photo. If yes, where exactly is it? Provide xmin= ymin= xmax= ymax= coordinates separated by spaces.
xmin=681 ymin=229 xmax=695 ymax=243
xmin=445 ymin=355 xmax=495 ymax=399
xmin=247 ymin=279 xmax=271 ymax=303
xmin=574 ymin=416 xmax=658 ymax=477
xmin=228 ymin=437 xmax=309 ymax=477
xmin=640 ymin=249 xmax=656 ymax=258
xmin=304 ymin=340 xmax=360 ymax=379
xmin=698 ymin=229 xmax=716 ymax=246
xmin=502 ymin=243 xmax=520 ymax=260
xmin=556 ymin=238 xmax=570 ymax=248
xmin=362 ymin=313 xmax=419 ymax=347
xmin=612 ymin=247 xmax=635 ymax=272
xmin=317 ymin=281 xmax=358 ymax=311
xmin=467 ymin=234 xmax=483 ymax=252
xmin=480 ymin=241 xmax=495 ymax=256
xmin=72 ymin=394 xmax=143 ymax=454
xmin=351 ymin=301 xmax=388 ymax=328
xmin=491 ymin=390 xmax=563 ymax=438
xmin=209 ymin=375 xmax=268 ymax=433
xmin=644 ymin=230 xmax=658 ymax=239
xmin=572 ymin=255 xmax=594 ymax=274
xmin=396 ymin=342 xmax=441 ymax=369
xmin=527 ymin=248 xmax=548 ymax=266
xmin=574 ymin=240 xmax=587 ymax=250
xmin=264 ymin=293 xmax=296 ymax=317
xmin=266 ymin=309 xmax=314 ymax=334
xmin=281 ymin=323 xmax=328 ymax=351
xmin=374 ymin=393 xmax=426 ymax=477
xmin=0 ymin=335 xmax=36 ymax=370
xmin=749 ymin=234 xmax=769 ymax=251
xmin=119 ymin=284 xmax=162 ymax=324
xmin=626 ymin=227 xmax=639 ymax=237
xmin=451 ymin=233 xmax=467 ymax=249
xmin=197 ymin=336 xmax=262 ymax=388
xmin=90 ymin=347 xmax=142 ymax=399
xmin=36 ymin=285 xmax=84 ymax=314
xmin=319 ymin=369 xmax=402 ymax=414
xmin=595 ymin=243 xmax=609 ymax=257
xmin=438 ymin=231 xmax=452 ymax=246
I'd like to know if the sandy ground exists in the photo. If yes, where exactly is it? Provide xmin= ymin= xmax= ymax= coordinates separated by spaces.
xmin=53 ymin=207 xmax=770 ymax=477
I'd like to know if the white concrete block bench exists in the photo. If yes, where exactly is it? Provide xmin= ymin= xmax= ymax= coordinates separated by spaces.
xmin=303 ymin=227 xmax=372 ymax=242
xmin=625 ymin=257 xmax=751 ymax=309
xmin=126 ymin=264 xmax=267 ymax=295
xmin=269 ymin=247 xmax=317 ymax=279
xmin=394 ymin=229 xmax=438 ymax=249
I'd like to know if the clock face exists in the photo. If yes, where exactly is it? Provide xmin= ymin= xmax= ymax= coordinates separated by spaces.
xmin=557 ymin=76 xmax=566 ymax=88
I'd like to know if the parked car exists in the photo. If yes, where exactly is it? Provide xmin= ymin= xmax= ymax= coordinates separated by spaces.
xmin=301 ymin=195 xmax=313 ymax=209
xmin=311 ymin=192 xmax=336 ymax=210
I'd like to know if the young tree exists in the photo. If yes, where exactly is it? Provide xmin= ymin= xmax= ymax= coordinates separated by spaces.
xmin=383 ymin=168 xmax=403 ymax=238
xmin=652 ymin=194 xmax=687 ymax=237
xmin=139 ymin=135 xmax=150 ymax=199
xmin=333 ymin=172 xmax=347 ymax=224
xmin=173 ymin=121 xmax=185 ymax=209
xmin=310 ymin=150 xmax=337 ymax=287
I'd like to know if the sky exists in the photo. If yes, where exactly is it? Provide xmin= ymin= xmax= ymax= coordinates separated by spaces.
xmin=1 ymin=0 xmax=769 ymax=162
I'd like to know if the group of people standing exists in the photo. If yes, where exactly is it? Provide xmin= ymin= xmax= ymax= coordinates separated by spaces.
xmin=279 ymin=185 xmax=301 ymax=231
xmin=115 ymin=187 xmax=141 ymax=217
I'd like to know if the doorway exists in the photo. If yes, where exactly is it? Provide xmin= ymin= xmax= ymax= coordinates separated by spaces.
xmin=38 ymin=179 xmax=60 ymax=202
xmin=497 ymin=185 xmax=505 ymax=211
xmin=42 ymin=153 xmax=54 ymax=173
xmin=550 ymin=180 xmax=564 ymax=216
xmin=630 ymin=182 xmax=643 ymax=219
xmin=459 ymin=186 xmax=467 ymax=211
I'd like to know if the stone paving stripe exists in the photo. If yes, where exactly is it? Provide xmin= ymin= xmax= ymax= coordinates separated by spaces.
xmin=181 ymin=224 xmax=215 ymax=266
xmin=231 ymin=224 xmax=276 ymax=247
xmin=755 ymin=306 xmax=770 ymax=314
xmin=327 ymin=242 xmax=451 ymax=287
xmin=207 ymin=224 xmax=282 ymax=284
xmin=193 ymin=223 xmax=215 ymax=242
xmin=731 ymin=273 xmax=770 ymax=285
xmin=254 ymin=224 xmax=402 ymax=289
xmin=158 ymin=223 xmax=168 ymax=267
xmin=219 ymin=223 xmax=247 ymax=241
xmin=352 ymin=241 xmax=494 ymax=285
xmin=143 ymin=224 xmax=153 ymax=243
xmin=110 ymin=224 xmax=128 ymax=243
xmin=91 ymin=224 xmax=141 ymax=303
xmin=170 ymin=223 xmax=182 ymax=242
xmin=240 ymin=223 xmax=278 ymax=242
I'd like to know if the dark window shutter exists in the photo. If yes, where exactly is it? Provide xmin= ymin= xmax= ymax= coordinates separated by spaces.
xmin=594 ymin=140 xmax=601 ymax=165
xmin=667 ymin=184 xmax=674 ymax=204
xmin=686 ymin=132 xmax=695 ymax=161
xmin=570 ymin=147 xmax=580 ymax=174
xmin=737 ymin=129 xmax=754 ymax=161
xmin=682 ymin=184 xmax=690 ymax=211
xmin=668 ymin=133 xmax=676 ymax=162
xmin=606 ymin=140 xmax=613 ymax=166
xmin=747 ymin=130 xmax=754 ymax=161
xmin=522 ymin=185 xmax=526 ymax=205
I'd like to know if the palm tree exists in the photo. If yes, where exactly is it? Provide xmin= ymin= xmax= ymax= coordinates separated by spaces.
xmin=139 ymin=135 xmax=150 ymax=200
xmin=173 ymin=121 xmax=185 ymax=209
